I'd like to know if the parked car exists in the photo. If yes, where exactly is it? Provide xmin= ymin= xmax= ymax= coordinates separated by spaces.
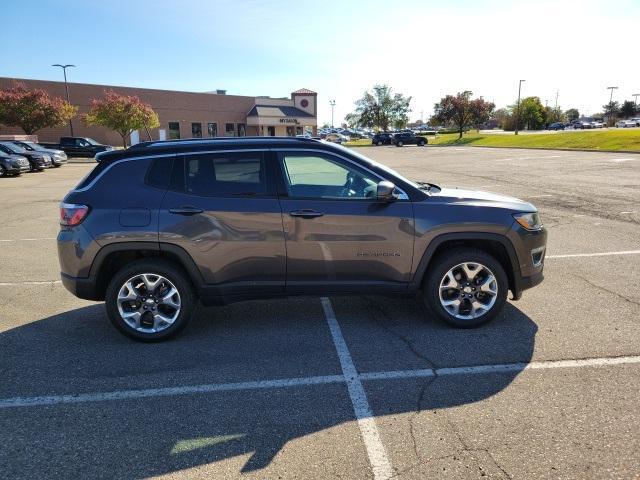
xmin=631 ymin=117 xmax=640 ymax=126
xmin=40 ymin=137 xmax=114 ymax=158
xmin=615 ymin=119 xmax=637 ymax=128
xmin=324 ymin=133 xmax=350 ymax=144
xmin=392 ymin=131 xmax=428 ymax=147
xmin=413 ymin=127 xmax=437 ymax=135
xmin=372 ymin=132 xmax=395 ymax=146
xmin=573 ymin=121 xmax=593 ymax=129
xmin=0 ymin=142 xmax=52 ymax=171
xmin=10 ymin=140 xmax=68 ymax=167
xmin=547 ymin=122 xmax=565 ymax=130
xmin=0 ymin=151 xmax=31 ymax=177
xmin=57 ymin=137 xmax=546 ymax=341
xmin=591 ymin=121 xmax=605 ymax=128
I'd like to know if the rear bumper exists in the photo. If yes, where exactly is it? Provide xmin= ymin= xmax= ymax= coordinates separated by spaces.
xmin=61 ymin=272 xmax=102 ymax=301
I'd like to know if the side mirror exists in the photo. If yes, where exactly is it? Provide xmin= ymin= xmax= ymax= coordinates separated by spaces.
xmin=376 ymin=180 xmax=398 ymax=202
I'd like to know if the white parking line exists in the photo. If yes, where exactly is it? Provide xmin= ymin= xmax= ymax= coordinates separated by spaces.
xmin=1 ymin=355 xmax=639 ymax=410
xmin=0 ymin=238 xmax=56 ymax=243
xmin=0 ymin=280 xmax=62 ymax=286
xmin=547 ymin=250 xmax=640 ymax=259
xmin=321 ymin=297 xmax=394 ymax=480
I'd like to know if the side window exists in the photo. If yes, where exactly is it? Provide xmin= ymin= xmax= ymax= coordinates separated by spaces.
xmin=280 ymin=154 xmax=379 ymax=199
xmin=225 ymin=123 xmax=235 ymax=137
xmin=191 ymin=122 xmax=202 ymax=138
xmin=145 ymin=156 xmax=173 ymax=189
xmin=207 ymin=122 xmax=217 ymax=138
xmin=184 ymin=152 xmax=266 ymax=197
xmin=168 ymin=122 xmax=181 ymax=140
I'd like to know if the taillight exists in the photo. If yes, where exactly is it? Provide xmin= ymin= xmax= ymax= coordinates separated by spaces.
xmin=60 ymin=202 xmax=90 ymax=226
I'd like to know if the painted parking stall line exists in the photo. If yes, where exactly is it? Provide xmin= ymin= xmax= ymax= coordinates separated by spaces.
xmin=546 ymin=250 xmax=640 ymax=259
xmin=321 ymin=297 xmax=394 ymax=480
xmin=0 ymin=280 xmax=62 ymax=286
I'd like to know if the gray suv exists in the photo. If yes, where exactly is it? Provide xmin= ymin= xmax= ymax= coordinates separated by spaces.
xmin=58 ymin=138 xmax=546 ymax=341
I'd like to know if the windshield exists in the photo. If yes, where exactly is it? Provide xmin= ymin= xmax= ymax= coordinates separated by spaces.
xmin=23 ymin=141 xmax=46 ymax=151
xmin=85 ymin=138 xmax=101 ymax=145
xmin=0 ymin=143 xmax=25 ymax=153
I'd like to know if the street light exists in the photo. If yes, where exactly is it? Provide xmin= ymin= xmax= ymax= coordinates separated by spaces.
xmin=606 ymin=86 xmax=618 ymax=126
xmin=52 ymin=64 xmax=75 ymax=136
xmin=329 ymin=99 xmax=336 ymax=128
xmin=633 ymin=93 xmax=639 ymax=110
xmin=514 ymin=79 xmax=525 ymax=136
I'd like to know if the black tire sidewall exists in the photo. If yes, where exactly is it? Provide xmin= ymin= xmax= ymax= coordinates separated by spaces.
xmin=105 ymin=259 xmax=195 ymax=342
xmin=423 ymin=248 xmax=508 ymax=328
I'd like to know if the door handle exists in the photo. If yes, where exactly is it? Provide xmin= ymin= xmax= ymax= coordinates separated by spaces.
xmin=169 ymin=206 xmax=203 ymax=215
xmin=289 ymin=209 xmax=324 ymax=219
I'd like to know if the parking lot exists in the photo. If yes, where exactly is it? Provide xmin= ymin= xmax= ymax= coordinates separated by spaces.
xmin=1 ymin=146 xmax=639 ymax=479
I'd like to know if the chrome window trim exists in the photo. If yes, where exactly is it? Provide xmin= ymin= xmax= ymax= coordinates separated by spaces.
xmin=272 ymin=147 xmax=410 ymax=200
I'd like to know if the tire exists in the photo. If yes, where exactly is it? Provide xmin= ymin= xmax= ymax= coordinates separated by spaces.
xmin=105 ymin=258 xmax=196 ymax=342
xmin=396 ymin=141 xmax=403 ymax=147
xmin=418 ymin=139 xmax=426 ymax=146
xmin=422 ymin=247 xmax=508 ymax=328
xmin=0 ymin=165 xmax=6 ymax=177
xmin=377 ymin=140 xmax=383 ymax=146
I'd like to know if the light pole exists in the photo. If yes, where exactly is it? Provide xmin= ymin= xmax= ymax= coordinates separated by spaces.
xmin=329 ymin=99 xmax=336 ymax=128
xmin=52 ymin=64 xmax=75 ymax=136
xmin=515 ymin=79 xmax=525 ymax=135
xmin=633 ymin=93 xmax=639 ymax=111
xmin=606 ymin=86 xmax=618 ymax=125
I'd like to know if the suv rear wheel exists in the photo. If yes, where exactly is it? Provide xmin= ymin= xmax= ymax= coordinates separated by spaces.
xmin=396 ymin=140 xmax=404 ymax=147
xmin=423 ymin=248 xmax=508 ymax=328
xmin=105 ymin=259 xmax=195 ymax=341
xmin=418 ymin=139 xmax=426 ymax=146
xmin=377 ymin=140 xmax=383 ymax=146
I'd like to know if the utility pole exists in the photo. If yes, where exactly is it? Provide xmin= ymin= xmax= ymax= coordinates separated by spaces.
xmin=52 ymin=64 xmax=76 ymax=136
xmin=515 ymin=79 xmax=525 ymax=135
xmin=633 ymin=93 xmax=639 ymax=111
xmin=555 ymin=90 xmax=559 ymax=110
xmin=329 ymin=99 xmax=336 ymax=128
xmin=606 ymin=86 xmax=618 ymax=126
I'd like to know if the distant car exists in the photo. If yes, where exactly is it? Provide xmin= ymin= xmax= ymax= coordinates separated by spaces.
xmin=413 ymin=127 xmax=437 ymax=135
xmin=40 ymin=137 xmax=113 ymax=158
xmin=10 ymin=140 xmax=68 ymax=167
xmin=392 ymin=131 xmax=428 ymax=147
xmin=615 ymin=119 xmax=637 ymax=128
xmin=0 ymin=142 xmax=52 ymax=171
xmin=372 ymin=132 xmax=394 ymax=146
xmin=630 ymin=117 xmax=640 ymax=127
xmin=591 ymin=121 xmax=605 ymax=128
xmin=324 ymin=133 xmax=350 ymax=144
xmin=574 ymin=121 xmax=593 ymax=129
xmin=548 ymin=122 xmax=565 ymax=130
xmin=0 ymin=151 xmax=31 ymax=177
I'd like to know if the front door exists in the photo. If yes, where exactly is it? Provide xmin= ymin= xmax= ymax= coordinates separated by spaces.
xmin=159 ymin=151 xmax=286 ymax=297
xmin=267 ymin=126 xmax=276 ymax=136
xmin=275 ymin=151 xmax=415 ymax=294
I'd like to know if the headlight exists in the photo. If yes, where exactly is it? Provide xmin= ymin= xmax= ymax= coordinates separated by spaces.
xmin=513 ymin=212 xmax=543 ymax=231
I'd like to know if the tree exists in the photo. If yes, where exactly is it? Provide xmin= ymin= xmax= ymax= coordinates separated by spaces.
xmin=565 ymin=108 xmax=580 ymax=122
xmin=84 ymin=91 xmax=159 ymax=147
xmin=348 ymin=85 xmax=411 ymax=131
xmin=620 ymin=100 xmax=637 ymax=118
xmin=602 ymin=101 xmax=620 ymax=125
xmin=344 ymin=112 xmax=361 ymax=128
xmin=517 ymin=97 xmax=545 ymax=130
xmin=432 ymin=91 xmax=494 ymax=138
xmin=0 ymin=81 xmax=77 ymax=135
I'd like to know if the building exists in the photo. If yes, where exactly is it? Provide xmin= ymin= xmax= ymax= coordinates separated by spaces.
xmin=0 ymin=77 xmax=317 ymax=145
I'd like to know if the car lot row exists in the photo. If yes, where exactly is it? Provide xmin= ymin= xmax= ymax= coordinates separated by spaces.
xmin=0 ymin=140 xmax=68 ymax=176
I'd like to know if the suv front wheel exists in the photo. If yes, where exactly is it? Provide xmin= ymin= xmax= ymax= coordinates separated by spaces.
xmin=423 ymin=248 xmax=508 ymax=328
xmin=105 ymin=259 xmax=195 ymax=341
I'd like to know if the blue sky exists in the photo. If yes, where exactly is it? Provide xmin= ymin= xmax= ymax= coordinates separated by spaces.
xmin=3 ymin=0 xmax=639 ymax=124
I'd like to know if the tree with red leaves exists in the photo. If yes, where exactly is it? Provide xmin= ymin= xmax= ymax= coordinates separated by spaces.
xmin=432 ymin=91 xmax=495 ymax=139
xmin=84 ymin=91 xmax=159 ymax=147
xmin=0 ymin=82 xmax=77 ymax=135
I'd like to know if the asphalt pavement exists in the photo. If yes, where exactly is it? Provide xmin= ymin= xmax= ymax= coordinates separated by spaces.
xmin=0 ymin=146 xmax=639 ymax=479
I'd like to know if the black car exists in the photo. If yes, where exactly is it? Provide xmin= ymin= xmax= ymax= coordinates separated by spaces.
xmin=0 ymin=151 xmax=31 ymax=177
xmin=392 ymin=131 xmax=427 ymax=147
xmin=372 ymin=132 xmax=394 ymax=146
xmin=11 ymin=140 xmax=68 ymax=167
xmin=548 ymin=122 xmax=565 ymax=130
xmin=40 ymin=137 xmax=114 ymax=158
xmin=58 ymin=137 xmax=546 ymax=341
xmin=0 ymin=142 xmax=52 ymax=171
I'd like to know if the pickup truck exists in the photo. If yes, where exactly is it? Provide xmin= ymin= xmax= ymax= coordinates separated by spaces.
xmin=40 ymin=137 xmax=114 ymax=158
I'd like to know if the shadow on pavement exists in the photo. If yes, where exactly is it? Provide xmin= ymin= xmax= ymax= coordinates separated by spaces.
xmin=0 ymin=299 xmax=536 ymax=478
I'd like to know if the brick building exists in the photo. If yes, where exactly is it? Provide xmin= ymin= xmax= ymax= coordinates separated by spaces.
xmin=0 ymin=77 xmax=317 ymax=146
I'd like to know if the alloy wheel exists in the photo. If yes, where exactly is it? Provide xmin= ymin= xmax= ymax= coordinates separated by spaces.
xmin=116 ymin=273 xmax=181 ymax=333
xmin=438 ymin=262 xmax=498 ymax=320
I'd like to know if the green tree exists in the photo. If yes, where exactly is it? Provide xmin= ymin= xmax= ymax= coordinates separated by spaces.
xmin=344 ymin=112 xmax=361 ymax=128
xmin=602 ymin=101 xmax=620 ymax=126
xmin=0 ymin=81 xmax=77 ymax=135
xmin=516 ymin=97 xmax=545 ymax=130
xmin=620 ymin=100 xmax=637 ymax=118
xmin=565 ymin=108 xmax=580 ymax=122
xmin=432 ymin=91 xmax=494 ymax=138
xmin=84 ymin=91 xmax=160 ymax=147
xmin=349 ymin=85 xmax=411 ymax=131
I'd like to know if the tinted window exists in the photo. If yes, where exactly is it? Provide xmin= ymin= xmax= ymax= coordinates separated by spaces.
xmin=145 ymin=157 xmax=173 ymax=189
xmin=207 ymin=122 xmax=217 ymax=137
xmin=280 ymin=154 xmax=378 ymax=199
xmin=168 ymin=122 xmax=180 ymax=140
xmin=191 ymin=123 xmax=202 ymax=138
xmin=184 ymin=153 xmax=266 ymax=197
xmin=225 ymin=123 xmax=235 ymax=137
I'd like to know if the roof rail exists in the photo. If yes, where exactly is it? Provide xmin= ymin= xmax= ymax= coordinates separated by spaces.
xmin=128 ymin=136 xmax=320 ymax=149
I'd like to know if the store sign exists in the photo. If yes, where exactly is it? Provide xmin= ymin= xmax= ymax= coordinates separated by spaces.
xmin=279 ymin=118 xmax=299 ymax=124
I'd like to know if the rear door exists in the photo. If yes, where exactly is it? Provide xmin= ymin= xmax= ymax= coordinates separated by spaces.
xmin=159 ymin=150 xmax=286 ymax=296
xmin=275 ymin=150 xmax=415 ymax=294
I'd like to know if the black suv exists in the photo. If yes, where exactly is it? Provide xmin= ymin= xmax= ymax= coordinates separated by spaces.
xmin=372 ymin=132 xmax=394 ymax=146
xmin=58 ymin=137 xmax=546 ymax=341
xmin=392 ymin=132 xmax=427 ymax=147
